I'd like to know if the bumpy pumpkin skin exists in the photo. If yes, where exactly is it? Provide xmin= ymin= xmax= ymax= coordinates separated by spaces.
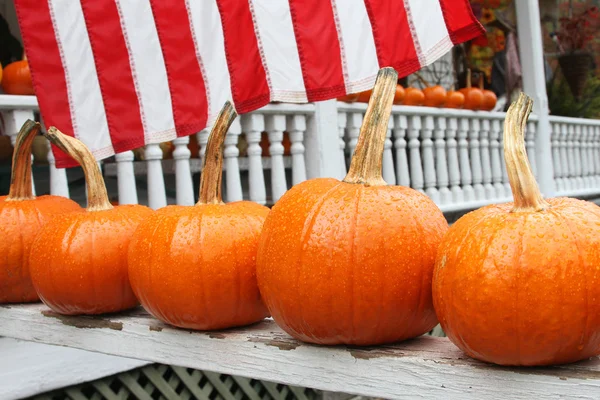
xmin=257 ymin=178 xmax=448 ymax=346
xmin=0 ymin=195 xmax=80 ymax=303
xmin=128 ymin=201 xmax=270 ymax=330
xmin=30 ymin=204 xmax=152 ymax=315
xmin=433 ymin=197 xmax=600 ymax=366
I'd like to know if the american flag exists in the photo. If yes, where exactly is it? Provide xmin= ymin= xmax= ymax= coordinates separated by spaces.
xmin=15 ymin=0 xmax=483 ymax=168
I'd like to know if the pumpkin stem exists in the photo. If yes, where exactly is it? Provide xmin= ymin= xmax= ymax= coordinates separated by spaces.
xmin=6 ymin=119 xmax=39 ymax=201
xmin=45 ymin=127 xmax=113 ymax=212
xmin=504 ymin=93 xmax=550 ymax=212
xmin=466 ymin=68 xmax=472 ymax=88
xmin=197 ymin=101 xmax=238 ymax=205
xmin=343 ymin=67 xmax=398 ymax=186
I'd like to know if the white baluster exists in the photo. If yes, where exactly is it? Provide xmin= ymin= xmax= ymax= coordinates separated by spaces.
xmin=393 ymin=115 xmax=410 ymax=187
xmin=45 ymin=138 xmax=70 ymax=198
xmin=382 ymin=118 xmax=396 ymax=185
xmin=197 ymin=129 xmax=210 ymax=163
xmin=287 ymin=115 xmax=308 ymax=186
xmin=115 ymin=151 xmax=138 ymax=204
xmin=489 ymin=119 xmax=504 ymax=199
xmin=499 ymin=121 xmax=511 ymax=198
xmin=265 ymin=115 xmax=288 ymax=202
xmin=408 ymin=116 xmax=424 ymax=193
xmin=434 ymin=117 xmax=451 ymax=205
xmin=480 ymin=119 xmax=495 ymax=199
xmin=551 ymin=122 xmax=563 ymax=192
xmin=566 ymin=124 xmax=576 ymax=191
xmin=144 ymin=143 xmax=167 ymax=209
xmin=346 ymin=113 xmax=362 ymax=160
xmin=337 ymin=112 xmax=348 ymax=179
xmin=574 ymin=125 xmax=584 ymax=189
xmin=469 ymin=119 xmax=485 ymax=200
xmin=458 ymin=118 xmax=475 ymax=201
xmin=223 ymin=119 xmax=243 ymax=202
xmin=172 ymin=137 xmax=194 ymax=205
xmin=5 ymin=110 xmax=36 ymax=195
xmin=580 ymin=126 xmax=590 ymax=189
xmin=241 ymin=114 xmax=267 ymax=205
xmin=446 ymin=117 xmax=462 ymax=203
xmin=559 ymin=123 xmax=569 ymax=193
xmin=526 ymin=121 xmax=537 ymax=178
xmin=595 ymin=126 xmax=600 ymax=186
xmin=421 ymin=116 xmax=438 ymax=202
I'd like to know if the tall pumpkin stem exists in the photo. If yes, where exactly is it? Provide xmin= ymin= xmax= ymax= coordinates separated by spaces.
xmin=6 ymin=119 xmax=38 ymax=201
xmin=344 ymin=67 xmax=398 ymax=186
xmin=197 ymin=101 xmax=238 ymax=205
xmin=45 ymin=127 xmax=113 ymax=212
xmin=504 ymin=93 xmax=550 ymax=212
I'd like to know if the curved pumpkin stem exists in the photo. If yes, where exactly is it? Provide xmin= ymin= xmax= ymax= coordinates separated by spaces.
xmin=344 ymin=67 xmax=398 ymax=186
xmin=6 ymin=119 xmax=39 ymax=201
xmin=45 ymin=127 xmax=113 ymax=212
xmin=504 ymin=93 xmax=550 ymax=212
xmin=197 ymin=101 xmax=238 ymax=205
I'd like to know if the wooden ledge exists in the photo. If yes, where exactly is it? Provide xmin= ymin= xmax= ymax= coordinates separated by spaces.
xmin=1 ymin=304 xmax=600 ymax=399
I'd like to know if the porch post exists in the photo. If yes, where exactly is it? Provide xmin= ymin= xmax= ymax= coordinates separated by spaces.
xmin=515 ymin=0 xmax=556 ymax=197
xmin=304 ymin=100 xmax=342 ymax=179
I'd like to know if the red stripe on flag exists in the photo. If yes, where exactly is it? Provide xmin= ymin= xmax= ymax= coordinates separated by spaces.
xmin=150 ymin=1 xmax=207 ymax=137
xmin=438 ymin=0 xmax=485 ymax=44
xmin=13 ymin=0 xmax=75 ymax=168
xmin=80 ymin=0 xmax=145 ymax=153
xmin=363 ymin=0 xmax=420 ymax=77
xmin=288 ymin=0 xmax=345 ymax=102
xmin=216 ymin=0 xmax=270 ymax=114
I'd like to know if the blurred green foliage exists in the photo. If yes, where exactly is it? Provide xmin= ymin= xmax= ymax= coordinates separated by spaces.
xmin=547 ymin=71 xmax=600 ymax=119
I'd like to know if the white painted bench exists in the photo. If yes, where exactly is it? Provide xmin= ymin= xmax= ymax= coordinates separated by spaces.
xmin=1 ymin=304 xmax=599 ymax=400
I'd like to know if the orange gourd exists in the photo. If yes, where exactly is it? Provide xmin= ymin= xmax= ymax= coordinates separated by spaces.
xmin=403 ymin=87 xmax=425 ymax=106
xmin=257 ymin=68 xmax=448 ymax=345
xmin=1 ymin=54 xmax=34 ymax=95
xmin=29 ymin=128 xmax=152 ymax=315
xmin=445 ymin=86 xmax=465 ymax=109
xmin=433 ymin=93 xmax=600 ymax=366
xmin=414 ymin=73 xmax=447 ymax=108
xmin=393 ymin=84 xmax=405 ymax=105
xmin=459 ymin=69 xmax=483 ymax=111
xmin=357 ymin=90 xmax=372 ymax=103
xmin=337 ymin=93 xmax=360 ymax=103
xmin=128 ymin=102 xmax=270 ymax=330
xmin=479 ymin=75 xmax=498 ymax=111
xmin=0 ymin=121 xmax=80 ymax=303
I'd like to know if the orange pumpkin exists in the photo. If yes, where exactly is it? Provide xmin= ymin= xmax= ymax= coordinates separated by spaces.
xmin=403 ymin=87 xmax=425 ymax=106
xmin=479 ymin=75 xmax=498 ymax=111
xmin=0 ymin=120 xmax=80 ymax=303
xmin=1 ymin=54 xmax=34 ymax=95
xmin=445 ymin=87 xmax=465 ymax=109
xmin=337 ymin=93 xmax=360 ymax=103
xmin=29 ymin=128 xmax=152 ymax=315
xmin=459 ymin=69 xmax=483 ymax=111
xmin=0 ymin=62 xmax=3 ymax=85
xmin=357 ymin=90 xmax=372 ymax=103
xmin=414 ymin=73 xmax=447 ymax=108
xmin=128 ymin=101 xmax=270 ymax=330
xmin=393 ymin=84 xmax=405 ymax=105
xmin=433 ymin=93 xmax=600 ymax=366
xmin=257 ymin=68 xmax=448 ymax=345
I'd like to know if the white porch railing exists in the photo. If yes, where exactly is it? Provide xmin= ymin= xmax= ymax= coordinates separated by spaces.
xmin=1 ymin=94 xmax=599 ymax=215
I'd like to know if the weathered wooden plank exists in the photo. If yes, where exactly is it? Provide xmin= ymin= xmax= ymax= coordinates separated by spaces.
xmin=1 ymin=304 xmax=600 ymax=400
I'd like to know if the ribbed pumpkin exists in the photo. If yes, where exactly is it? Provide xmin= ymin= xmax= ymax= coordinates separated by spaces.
xmin=445 ymin=87 xmax=465 ymax=109
xmin=414 ymin=73 xmax=447 ymax=108
xmin=433 ymin=93 xmax=600 ymax=366
xmin=29 ymin=128 xmax=152 ymax=315
xmin=128 ymin=102 xmax=270 ymax=330
xmin=403 ymin=87 xmax=425 ymax=106
xmin=460 ymin=69 xmax=483 ymax=111
xmin=257 ymin=68 xmax=449 ymax=345
xmin=0 ymin=120 xmax=80 ymax=303
xmin=1 ymin=54 xmax=34 ymax=95
xmin=479 ymin=75 xmax=498 ymax=111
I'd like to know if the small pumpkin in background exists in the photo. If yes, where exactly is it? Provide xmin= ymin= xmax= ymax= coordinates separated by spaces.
xmin=1 ymin=53 xmax=34 ymax=95
xmin=459 ymin=69 xmax=483 ymax=111
xmin=433 ymin=93 xmax=600 ymax=366
xmin=337 ymin=93 xmax=360 ymax=103
xmin=414 ymin=73 xmax=447 ymax=108
xmin=392 ymin=84 xmax=405 ymax=105
xmin=257 ymin=68 xmax=448 ymax=345
xmin=445 ymin=86 xmax=466 ymax=109
xmin=259 ymin=131 xmax=291 ymax=156
xmin=0 ymin=120 xmax=80 ymax=303
xmin=479 ymin=75 xmax=498 ymax=111
xmin=128 ymin=101 xmax=270 ymax=330
xmin=357 ymin=90 xmax=372 ymax=103
xmin=30 ymin=128 xmax=152 ymax=315
xmin=403 ymin=87 xmax=425 ymax=106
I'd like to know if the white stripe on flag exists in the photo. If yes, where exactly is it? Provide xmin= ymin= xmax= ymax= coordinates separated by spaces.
xmin=116 ymin=0 xmax=176 ymax=143
xmin=406 ymin=0 xmax=452 ymax=66
xmin=331 ymin=0 xmax=379 ymax=94
xmin=186 ymin=0 xmax=234 ymax=124
xmin=248 ymin=0 xmax=307 ymax=103
xmin=49 ymin=0 xmax=114 ymax=158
